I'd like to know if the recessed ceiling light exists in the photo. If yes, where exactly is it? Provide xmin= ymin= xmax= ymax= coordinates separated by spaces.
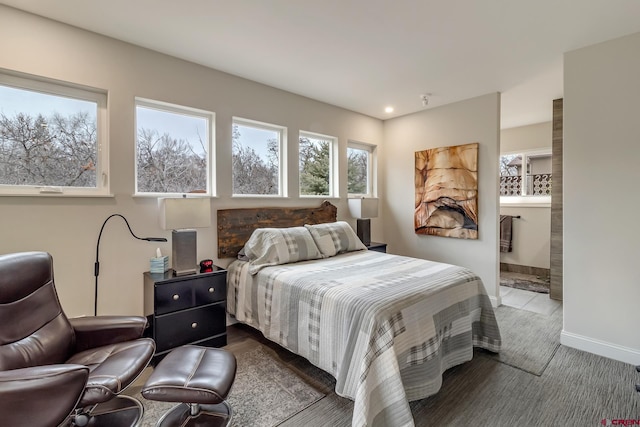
xmin=384 ymin=106 xmax=394 ymax=113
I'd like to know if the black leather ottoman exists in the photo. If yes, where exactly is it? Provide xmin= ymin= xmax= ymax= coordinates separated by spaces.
xmin=142 ymin=345 xmax=237 ymax=427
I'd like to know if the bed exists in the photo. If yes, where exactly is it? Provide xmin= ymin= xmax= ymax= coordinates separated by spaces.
xmin=218 ymin=203 xmax=501 ymax=427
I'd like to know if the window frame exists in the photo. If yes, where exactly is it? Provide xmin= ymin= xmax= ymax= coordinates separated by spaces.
xmin=500 ymin=148 xmax=552 ymax=207
xmin=134 ymin=97 xmax=215 ymax=197
xmin=298 ymin=130 xmax=338 ymax=198
xmin=347 ymin=140 xmax=376 ymax=198
xmin=0 ymin=70 xmax=109 ymax=197
xmin=231 ymin=117 xmax=286 ymax=197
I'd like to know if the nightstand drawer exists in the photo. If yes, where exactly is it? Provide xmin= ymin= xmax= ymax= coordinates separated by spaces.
xmin=154 ymin=304 xmax=226 ymax=353
xmin=155 ymin=282 xmax=192 ymax=315
xmin=193 ymin=274 xmax=226 ymax=305
xmin=366 ymin=242 xmax=387 ymax=253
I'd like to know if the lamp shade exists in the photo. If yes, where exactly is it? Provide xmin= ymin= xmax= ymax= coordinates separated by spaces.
xmin=159 ymin=197 xmax=211 ymax=230
xmin=348 ymin=198 xmax=379 ymax=219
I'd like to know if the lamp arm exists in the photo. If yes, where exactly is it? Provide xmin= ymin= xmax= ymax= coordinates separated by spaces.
xmin=93 ymin=214 xmax=167 ymax=316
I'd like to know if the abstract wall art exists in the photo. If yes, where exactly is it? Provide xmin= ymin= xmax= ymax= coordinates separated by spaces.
xmin=414 ymin=142 xmax=478 ymax=239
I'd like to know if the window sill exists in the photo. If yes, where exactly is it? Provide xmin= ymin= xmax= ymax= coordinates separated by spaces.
xmin=133 ymin=193 xmax=212 ymax=198
xmin=0 ymin=191 xmax=114 ymax=198
xmin=500 ymin=196 xmax=551 ymax=208
xmin=231 ymin=194 xmax=287 ymax=198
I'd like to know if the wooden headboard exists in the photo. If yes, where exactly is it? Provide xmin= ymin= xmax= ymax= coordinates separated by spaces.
xmin=217 ymin=201 xmax=338 ymax=258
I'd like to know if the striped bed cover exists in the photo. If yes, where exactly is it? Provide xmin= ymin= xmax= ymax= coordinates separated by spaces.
xmin=227 ymin=250 xmax=501 ymax=427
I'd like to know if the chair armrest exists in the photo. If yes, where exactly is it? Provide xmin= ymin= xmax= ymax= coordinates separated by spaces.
xmin=0 ymin=364 xmax=89 ymax=427
xmin=70 ymin=315 xmax=148 ymax=352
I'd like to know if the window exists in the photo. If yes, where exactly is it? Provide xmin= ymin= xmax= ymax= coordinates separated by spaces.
xmin=500 ymin=149 xmax=552 ymax=205
xmin=299 ymin=131 xmax=337 ymax=197
xmin=0 ymin=71 xmax=108 ymax=196
xmin=232 ymin=118 xmax=285 ymax=196
xmin=347 ymin=141 xmax=375 ymax=196
xmin=135 ymin=98 xmax=214 ymax=195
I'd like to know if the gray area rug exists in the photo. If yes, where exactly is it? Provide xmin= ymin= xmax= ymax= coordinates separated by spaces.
xmin=136 ymin=346 xmax=325 ymax=427
xmin=484 ymin=304 xmax=562 ymax=375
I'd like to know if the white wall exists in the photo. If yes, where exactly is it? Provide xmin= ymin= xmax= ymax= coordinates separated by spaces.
xmin=500 ymin=122 xmax=552 ymax=269
xmin=382 ymin=93 xmax=501 ymax=304
xmin=501 ymin=122 xmax=551 ymax=152
xmin=563 ymin=31 xmax=640 ymax=364
xmin=0 ymin=6 xmax=384 ymax=317
xmin=499 ymin=206 xmax=550 ymax=269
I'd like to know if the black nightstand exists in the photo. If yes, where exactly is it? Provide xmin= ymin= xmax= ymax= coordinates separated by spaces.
xmin=143 ymin=267 xmax=227 ymax=359
xmin=366 ymin=242 xmax=387 ymax=253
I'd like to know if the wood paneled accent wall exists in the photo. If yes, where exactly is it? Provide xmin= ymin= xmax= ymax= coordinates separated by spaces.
xmin=216 ymin=201 xmax=337 ymax=258
xmin=550 ymin=98 xmax=563 ymax=300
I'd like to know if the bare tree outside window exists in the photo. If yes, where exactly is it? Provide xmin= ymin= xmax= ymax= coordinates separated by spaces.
xmin=0 ymin=111 xmax=97 ymax=187
xmin=135 ymin=101 xmax=211 ymax=194
xmin=232 ymin=120 xmax=281 ymax=196
xmin=0 ymin=80 xmax=105 ymax=195
xmin=499 ymin=154 xmax=521 ymax=177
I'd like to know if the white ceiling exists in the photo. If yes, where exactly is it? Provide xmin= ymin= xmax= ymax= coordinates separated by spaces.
xmin=2 ymin=0 xmax=640 ymax=128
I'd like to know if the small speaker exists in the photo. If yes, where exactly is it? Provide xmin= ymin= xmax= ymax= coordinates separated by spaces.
xmin=172 ymin=229 xmax=197 ymax=276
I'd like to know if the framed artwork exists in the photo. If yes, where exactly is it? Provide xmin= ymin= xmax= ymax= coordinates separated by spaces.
xmin=414 ymin=142 xmax=478 ymax=239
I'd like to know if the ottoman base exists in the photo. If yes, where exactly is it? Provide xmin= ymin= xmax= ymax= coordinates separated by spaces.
xmin=156 ymin=401 xmax=232 ymax=427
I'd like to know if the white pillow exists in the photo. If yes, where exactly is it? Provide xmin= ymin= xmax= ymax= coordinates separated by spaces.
xmin=305 ymin=221 xmax=366 ymax=257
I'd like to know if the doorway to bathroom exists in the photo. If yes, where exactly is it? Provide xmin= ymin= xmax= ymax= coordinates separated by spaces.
xmin=499 ymin=126 xmax=560 ymax=315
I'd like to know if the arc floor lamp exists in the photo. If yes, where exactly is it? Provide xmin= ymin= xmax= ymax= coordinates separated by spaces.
xmin=94 ymin=214 xmax=166 ymax=316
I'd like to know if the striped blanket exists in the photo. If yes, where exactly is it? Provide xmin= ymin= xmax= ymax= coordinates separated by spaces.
xmin=227 ymin=250 xmax=501 ymax=426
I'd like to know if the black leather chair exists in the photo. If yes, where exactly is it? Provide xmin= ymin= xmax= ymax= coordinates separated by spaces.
xmin=0 ymin=364 xmax=89 ymax=427
xmin=0 ymin=251 xmax=156 ymax=426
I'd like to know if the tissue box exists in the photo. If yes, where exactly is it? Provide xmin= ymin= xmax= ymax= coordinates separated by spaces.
xmin=150 ymin=256 xmax=169 ymax=273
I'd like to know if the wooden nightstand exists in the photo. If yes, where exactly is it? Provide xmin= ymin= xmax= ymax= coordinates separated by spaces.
xmin=143 ymin=267 xmax=227 ymax=359
xmin=366 ymin=242 xmax=387 ymax=253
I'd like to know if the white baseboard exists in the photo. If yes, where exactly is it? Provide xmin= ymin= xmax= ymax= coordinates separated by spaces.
xmin=489 ymin=295 xmax=501 ymax=308
xmin=560 ymin=330 xmax=640 ymax=366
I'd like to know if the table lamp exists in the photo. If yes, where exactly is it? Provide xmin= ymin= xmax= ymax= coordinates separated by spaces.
xmin=160 ymin=196 xmax=211 ymax=276
xmin=348 ymin=197 xmax=378 ymax=246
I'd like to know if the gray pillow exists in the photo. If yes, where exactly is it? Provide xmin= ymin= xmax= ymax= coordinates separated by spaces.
xmin=305 ymin=221 xmax=366 ymax=257
xmin=242 ymin=226 xmax=323 ymax=274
